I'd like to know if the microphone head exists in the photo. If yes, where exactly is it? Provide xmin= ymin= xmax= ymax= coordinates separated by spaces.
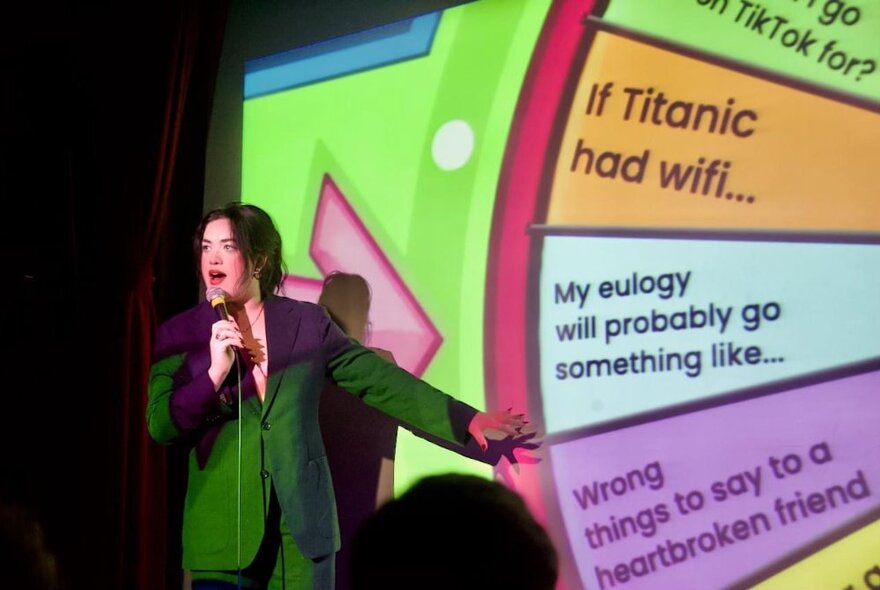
xmin=205 ymin=287 xmax=228 ymax=308
xmin=206 ymin=288 xmax=229 ymax=320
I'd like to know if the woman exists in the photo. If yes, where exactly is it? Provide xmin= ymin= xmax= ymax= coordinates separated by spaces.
xmin=146 ymin=203 xmax=526 ymax=589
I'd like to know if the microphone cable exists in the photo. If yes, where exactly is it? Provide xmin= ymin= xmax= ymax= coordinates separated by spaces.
xmin=207 ymin=288 xmax=245 ymax=589
xmin=236 ymin=351 xmax=243 ymax=590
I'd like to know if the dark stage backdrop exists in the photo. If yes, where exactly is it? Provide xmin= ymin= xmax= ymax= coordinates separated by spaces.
xmin=4 ymin=1 xmax=226 ymax=588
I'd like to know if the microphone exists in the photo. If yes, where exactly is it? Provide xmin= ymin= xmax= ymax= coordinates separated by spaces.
xmin=206 ymin=287 xmax=230 ymax=321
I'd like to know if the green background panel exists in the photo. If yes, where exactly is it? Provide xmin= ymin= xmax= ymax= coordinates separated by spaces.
xmin=241 ymin=0 xmax=552 ymax=492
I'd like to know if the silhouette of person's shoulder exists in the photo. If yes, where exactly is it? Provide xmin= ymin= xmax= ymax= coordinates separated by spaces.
xmin=0 ymin=501 xmax=61 ymax=590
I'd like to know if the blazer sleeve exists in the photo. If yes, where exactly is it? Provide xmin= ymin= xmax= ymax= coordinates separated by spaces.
xmin=146 ymin=315 xmax=231 ymax=445
xmin=319 ymin=310 xmax=477 ymax=447
xmin=369 ymin=347 xmax=499 ymax=465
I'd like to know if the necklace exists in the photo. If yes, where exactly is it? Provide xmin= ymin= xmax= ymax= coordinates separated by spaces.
xmin=242 ymin=303 xmax=268 ymax=370
xmin=241 ymin=303 xmax=265 ymax=333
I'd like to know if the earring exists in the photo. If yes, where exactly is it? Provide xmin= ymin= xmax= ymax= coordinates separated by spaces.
xmin=254 ymin=267 xmax=262 ymax=279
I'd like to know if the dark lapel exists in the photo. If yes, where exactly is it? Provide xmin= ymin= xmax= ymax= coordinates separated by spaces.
xmin=262 ymin=296 xmax=303 ymax=417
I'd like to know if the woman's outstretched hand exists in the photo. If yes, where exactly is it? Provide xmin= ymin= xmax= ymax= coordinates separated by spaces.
xmin=467 ymin=409 xmax=530 ymax=452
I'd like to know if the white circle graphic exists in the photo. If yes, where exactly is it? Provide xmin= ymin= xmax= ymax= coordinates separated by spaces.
xmin=432 ymin=120 xmax=475 ymax=171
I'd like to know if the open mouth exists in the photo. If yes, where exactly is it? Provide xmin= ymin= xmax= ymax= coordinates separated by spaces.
xmin=208 ymin=270 xmax=227 ymax=286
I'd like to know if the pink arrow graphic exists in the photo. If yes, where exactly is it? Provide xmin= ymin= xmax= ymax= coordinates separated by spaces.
xmin=281 ymin=174 xmax=442 ymax=377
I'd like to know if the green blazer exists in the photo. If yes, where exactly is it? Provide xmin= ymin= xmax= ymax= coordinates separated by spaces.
xmin=146 ymin=295 xmax=477 ymax=570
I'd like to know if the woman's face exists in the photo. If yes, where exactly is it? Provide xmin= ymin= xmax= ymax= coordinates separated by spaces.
xmin=200 ymin=217 xmax=253 ymax=301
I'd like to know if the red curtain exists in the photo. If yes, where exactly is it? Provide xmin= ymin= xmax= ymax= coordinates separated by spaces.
xmin=116 ymin=3 xmax=227 ymax=588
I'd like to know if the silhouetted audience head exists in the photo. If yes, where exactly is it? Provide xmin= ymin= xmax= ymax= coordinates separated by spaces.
xmin=318 ymin=272 xmax=371 ymax=342
xmin=0 ymin=501 xmax=61 ymax=590
xmin=349 ymin=473 xmax=558 ymax=590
